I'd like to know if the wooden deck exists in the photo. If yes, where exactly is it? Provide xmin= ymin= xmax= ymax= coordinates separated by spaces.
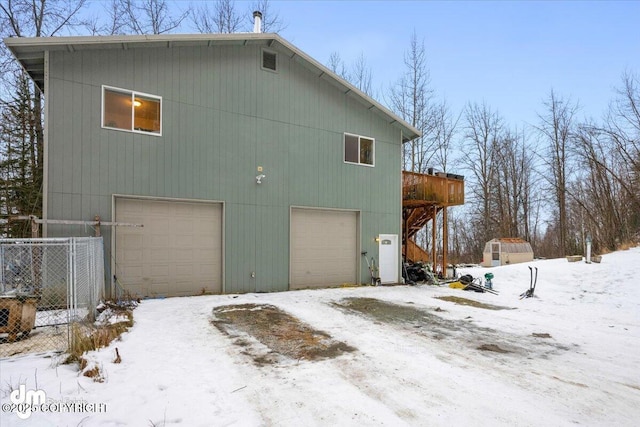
xmin=402 ymin=171 xmax=464 ymax=208
xmin=402 ymin=171 xmax=465 ymax=270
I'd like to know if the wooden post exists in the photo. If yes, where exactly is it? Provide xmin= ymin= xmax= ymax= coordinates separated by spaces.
xmin=442 ymin=206 xmax=448 ymax=277
xmin=30 ymin=215 xmax=39 ymax=238
xmin=403 ymin=210 xmax=410 ymax=262
xmin=431 ymin=206 xmax=437 ymax=269
xmin=94 ymin=215 xmax=101 ymax=237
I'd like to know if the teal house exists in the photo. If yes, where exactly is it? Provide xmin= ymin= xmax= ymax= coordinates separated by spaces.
xmin=4 ymin=31 xmax=420 ymax=297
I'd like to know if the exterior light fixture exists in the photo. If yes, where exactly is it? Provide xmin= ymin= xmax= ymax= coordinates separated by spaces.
xmin=256 ymin=166 xmax=265 ymax=184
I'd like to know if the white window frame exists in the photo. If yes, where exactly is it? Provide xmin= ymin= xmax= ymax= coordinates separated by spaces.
xmin=102 ymin=85 xmax=162 ymax=136
xmin=343 ymin=132 xmax=375 ymax=167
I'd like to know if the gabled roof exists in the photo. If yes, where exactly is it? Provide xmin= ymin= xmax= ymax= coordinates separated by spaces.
xmin=3 ymin=33 xmax=421 ymax=142
xmin=484 ymin=238 xmax=533 ymax=254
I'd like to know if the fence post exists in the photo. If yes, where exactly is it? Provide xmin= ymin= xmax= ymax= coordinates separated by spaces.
xmin=30 ymin=216 xmax=39 ymax=238
xmin=94 ymin=215 xmax=101 ymax=238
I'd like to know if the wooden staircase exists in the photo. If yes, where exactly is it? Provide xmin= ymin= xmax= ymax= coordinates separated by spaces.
xmin=404 ymin=205 xmax=442 ymax=241
xmin=405 ymin=239 xmax=431 ymax=263
xmin=402 ymin=171 xmax=464 ymax=267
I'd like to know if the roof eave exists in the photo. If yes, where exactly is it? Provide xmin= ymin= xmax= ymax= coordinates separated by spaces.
xmin=3 ymin=33 xmax=421 ymax=140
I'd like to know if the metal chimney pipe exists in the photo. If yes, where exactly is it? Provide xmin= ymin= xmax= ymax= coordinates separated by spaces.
xmin=253 ymin=11 xmax=263 ymax=33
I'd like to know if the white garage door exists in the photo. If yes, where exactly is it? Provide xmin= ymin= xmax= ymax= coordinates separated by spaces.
xmin=115 ymin=198 xmax=223 ymax=297
xmin=290 ymin=208 xmax=358 ymax=289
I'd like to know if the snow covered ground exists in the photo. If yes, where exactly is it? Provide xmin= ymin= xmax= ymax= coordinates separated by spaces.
xmin=1 ymin=247 xmax=639 ymax=426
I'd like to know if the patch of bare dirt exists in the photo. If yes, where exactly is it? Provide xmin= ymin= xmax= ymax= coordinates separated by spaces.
xmin=435 ymin=295 xmax=514 ymax=311
xmin=477 ymin=343 xmax=510 ymax=353
xmin=532 ymin=332 xmax=553 ymax=338
xmin=333 ymin=297 xmax=571 ymax=358
xmin=332 ymin=297 xmax=468 ymax=337
xmin=211 ymin=304 xmax=355 ymax=366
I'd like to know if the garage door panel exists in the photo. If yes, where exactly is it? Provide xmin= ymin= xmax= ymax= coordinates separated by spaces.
xmin=119 ymin=201 xmax=144 ymax=215
xmin=151 ymin=282 xmax=169 ymax=296
xmin=148 ymin=263 xmax=169 ymax=276
xmin=199 ymin=263 xmax=218 ymax=276
xmin=147 ymin=216 xmax=170 ymax=227
xmin=148 ymin=234 xmax=169 ymax=247
xmin=176 ymin=263 xmax=195 ymax=276
xmin=174 ymin=221 xmax=194 ymax=234
xmin=174 ymin=249 xmax=194 ymax=261
xmin=291 ymin=209 xmax=358 ymax=289
xmin=116 ymin=198 xmax=223 ymax=298
xmin=147 ymin=248 xmax=169 ymax=262
xmin=122 ymin=249 xmax=142 ymax=262
xmin=175 ymin=235 xmax=194 ymax=248
xmin=122 ymin=265 xmax=142 ymax=279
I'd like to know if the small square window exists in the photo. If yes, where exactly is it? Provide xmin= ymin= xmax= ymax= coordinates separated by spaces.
xmin=262 ymin=50 xmax=277 ymax=72
xmin=344 ymin=133 xmax=375 ymax=166
xmin=102 ymin=86 xmax=162 ymax=136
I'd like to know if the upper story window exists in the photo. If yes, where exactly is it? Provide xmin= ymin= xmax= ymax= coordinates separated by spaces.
xmin=344 ymin=133 xmax=375 ymax=166
xmin=102 ymin=86 xmax=162 ymax=136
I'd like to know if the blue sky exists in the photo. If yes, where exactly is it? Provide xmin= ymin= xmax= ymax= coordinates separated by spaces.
xmin=271 ymin=1 xmax=640 ymax=128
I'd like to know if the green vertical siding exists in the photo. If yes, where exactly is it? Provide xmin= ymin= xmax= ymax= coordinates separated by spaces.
xmin=46 ymin=43 xmax=403 ymax=294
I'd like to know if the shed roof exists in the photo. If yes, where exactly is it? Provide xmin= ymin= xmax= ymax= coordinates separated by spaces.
xmin=484 ymin=238 xmax=533 ymax=254
xmin=3 ymin=33 xmax=421 ymax=143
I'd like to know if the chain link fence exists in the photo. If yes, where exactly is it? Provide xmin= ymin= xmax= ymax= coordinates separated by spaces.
xmin=0 ymin=237 xmax=104 ymax=357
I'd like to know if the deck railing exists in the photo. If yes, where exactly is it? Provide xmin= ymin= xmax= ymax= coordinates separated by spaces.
xmin=402 ymin=171 xmax=464 ymax=206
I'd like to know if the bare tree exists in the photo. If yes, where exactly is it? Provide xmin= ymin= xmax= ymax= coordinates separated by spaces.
xmin=190 ymin=0 xmax=285 ymax=34
xmin=85 ymin=0 xmax=128 ymax=35
xmin=518 ymin=129 xmax=540 ymax=244
xmin=327 ymin=51 xmax=375 ymax=97
xmin=567 ymin=73 xmax=640 ymax=251
xmin=191 ymin=0 xmax=241 ymax=33
xmin=460 ymin=101 xmax=503 ymax=245
xmin=536 ymin=89 xmax=579 ymax=256
xmin=119 ymin=0 xmax=189 ymax=35
xmin=0 ymin=0 xmax=86 ymax=40
xmin=603 ymin=72 xmax=640 ymax=241
xmin=431 ymin=100 xmax=460 ymax=172
xmin=0 ymin=0 xmax=87 ymax=235
xmin=327 ymin=51 xmax=348 ymax=80
xmin=350 ymin=52 xmax=374 ymax=97
xmin=388 ymin=30 xmax=436 ymax=172
xmin=492 ymin=128 xmax=535 ymax=239
xmin=1 ymin=0 xmax=86 ymax=73
xmin=190 ymin=2 xmax=216 ymax=34
xmin=570 ymin=125 xmax=626 ymax=251
xmin=602 ymin=72 xmax=640 ymax=201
